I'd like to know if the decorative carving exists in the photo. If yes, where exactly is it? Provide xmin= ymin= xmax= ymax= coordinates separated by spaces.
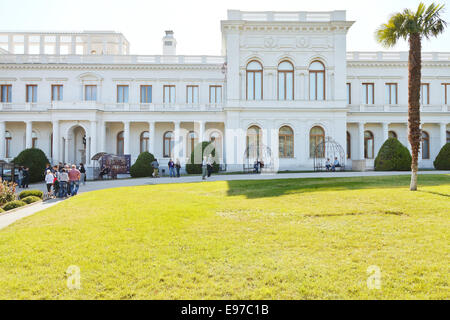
xmin=264 ymin=37 xmax=277 ymax=49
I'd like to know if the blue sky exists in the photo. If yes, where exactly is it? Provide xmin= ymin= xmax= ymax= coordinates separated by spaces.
xmin=0 ymin=0 xmax=449 ymax=55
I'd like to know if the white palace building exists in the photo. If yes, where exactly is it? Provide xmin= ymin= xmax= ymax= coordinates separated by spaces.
xmin=0 ymin=10 xmax=449 ymax=175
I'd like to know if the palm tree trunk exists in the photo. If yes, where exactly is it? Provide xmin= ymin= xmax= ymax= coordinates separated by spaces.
xmin=408 ymin=33 xmax=422 ymax=191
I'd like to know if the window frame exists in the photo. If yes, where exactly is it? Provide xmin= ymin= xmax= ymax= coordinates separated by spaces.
xmin=421 ymin=131 xmax=430 ymax=159
xmin=385 ymin=83 xmax=398 ymax=105
xmin=246 ymin=61 xmax=263 ymax=101
xmin=364 ymin=130 xmax=375 ymax=159
xmin=346 ymin=83 xmax=351 ymax=105
xmin=5 ymin=131 xmax=11 ymax=158
xmin=309 ymin=126 xmax=325 ymax=158
xmin=32 ymin=131 xmax=38 ymax=149
xmin=163 ymin=131 xmax=174 ymax=158
xmin=278 ymin=61 xmax=294 ymax=101
xmin=163 ymin=85 xmax=176 ymax=104
xmin=140 ymin=131 xmax=149 ymax=154
xmin=362 ymin=83 xmax=375 ymax=105
xmin=84 ymin=85 xmax=97 ymax=101
xmin=278 ymin=126 xmax=294 ymax=158
xmin=0 ymin=85 xmax=12 ymax=103
xmin=346 ymin=131 xmax=351 ymax=159
xmin=140 ymin=85 xmax=152 ymax=103
xmin=116 ymin=85 xmax=129 ymax=103
xmin=309 ymin=61 xmax=326 ymax=101
xmin=421 ymin=83 xmax=430 ymax=105
xmin=443 ymin=83 xmax=450 ymax=105
xmin=26 ymin=84 xmax=37 ymax=103
xmin=186 ymin=85 xmax=199 ymax=104
xmin=116 ymin=131 xmax=124 ymax=155
xmin=51 ymin=84 xmax=63 ymax=101
xmin=209 ymin=85 xmax=222 ymax=104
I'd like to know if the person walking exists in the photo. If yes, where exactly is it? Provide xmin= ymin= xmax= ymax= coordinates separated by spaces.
xmin=59 ymin=169 xmax=69 ymax=198
xmin=22 ymin=167 xmax=30 ymax=188
xmin=68 ymin=164 xmax=81 ymax=196
xmin=168 ymin=159 xmax=175 ymax=178
xmin=151 ymin=159 xmax=159 ymax=178
xmin=207 ymin=154 xmax=213 ymax=178
xmin=44 ymin=169 xmax=54 ymax=199
xmin=202 ymin=156 xmax=207 ymax=180
xmin=17 ymin=167 xmax=23 ymax=189
xmin=175 ymin=159 xmax=181 ymax=178
xmin=79 ymin=163 xmax=86 ymax=185
xmin=52 ymin=166 xmax=60 ymax=197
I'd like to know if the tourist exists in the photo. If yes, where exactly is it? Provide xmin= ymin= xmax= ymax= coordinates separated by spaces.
xmin=52 ymin=166 xmax=60 ymax=196
xmin=254 ymin=160 xmax=260 ymax=174
xmin=207 ymin=154 xmax=213 ymax=178
xmin=44 ymin=169 xmax=54 ymax=199
xmin=151 ymin=159 xmax=159 ymax=178
xmin=332 ymin=157 xmax=341 ymax=172
xmin=202 ymin=156 xmax=207 ymax=180
xmin=325 ymin=158 xmax=331 ymax=171
xmin=79 ymin=163 xmax=86 ymax=185
xmin=22 ymin=167 xmax=29 ymax=188
xmin=68 ymin=164 xmax=81 ymax=196
xmin=17 ymin=167 xmax=23 ymax=188
xmin=59 ymin=169 xmax=69 ymax=198
xmin=175 ymin=159 xmax=181 ymax=178
xmin=168 ymin=159 xmax=175 ymax=178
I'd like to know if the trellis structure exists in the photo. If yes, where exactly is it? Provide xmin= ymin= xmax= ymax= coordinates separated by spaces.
xmin=243 ymin=144 xmax=274 ymax=173
xmin=313 ymin=137 xmax=346 ymax=172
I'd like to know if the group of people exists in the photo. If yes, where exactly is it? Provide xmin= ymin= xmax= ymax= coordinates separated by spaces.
xmin=43 ymin=163 xmax=86 ymax=199
xmin=167 ymin=159 xmax=182 ymax=178
xmin=17 ymin=167 xmax=30 ymax=188
xmin=325 ymin=157 xmax=341 ymax=172
xmin=253 ymin=160 xmax=265 ymax=174
xmin=150 ymin=155 xmax=215 ymax=180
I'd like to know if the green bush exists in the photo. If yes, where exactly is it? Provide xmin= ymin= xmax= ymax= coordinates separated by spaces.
xmin=130 ymin=152 xmax=156 ymax=178
xmin=0 ymin=207 xmax=4 ymax=213
xmin=13 ymin=148 xmax=50 ymax=183
xmin=2 ymin=200 xmax=27 ymax=211
xmin=185 ymin=141 xmax=220 ymax=174
xmin=375 ymin=138 xmax=412 ymax=171
xmin=434 ymin=143 xmax=450 ymax=170
xmin=22 ymin=196 xmax=41 ymax=205
xmin=19 ymin=190 xmax=44 ymax=200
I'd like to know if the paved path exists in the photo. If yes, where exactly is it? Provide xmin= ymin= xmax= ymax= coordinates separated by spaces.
xmin=2 ymin=170 xmax=449 ymax=230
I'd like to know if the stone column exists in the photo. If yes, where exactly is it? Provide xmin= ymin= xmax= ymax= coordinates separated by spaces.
xmin=86 ymin=136 xmax=91 ymax=166
xmin=90 ymin=121 xmax=97 ymax=162
xmin=382 ymin=122 xmax=389 ymax=143
xmin=198 ymin=121 xmax=205 ymax=142
xmin=149 ymin=121 xmax=155 ymax=156
xmin=173 ymin=121 xmax=180 ymax=160
xmin=64 ymin=137 xmax=70 ymax=163
xmin=358 ymin=122 xmax=365 ymax=160
xmin=123 ymin=121 xmax=130 ymax=155
xmin=0 ymin=121 xmax=5 ymax=159
xmin=52 ymin=120 xmax=59 ymax=164
xmin=440 ymin=123 xmax=447 ymax=149
xmin=100 ymin=121 xmax=106 ymax=152
xmin=25 ymin=121 xmax=33 ymax=149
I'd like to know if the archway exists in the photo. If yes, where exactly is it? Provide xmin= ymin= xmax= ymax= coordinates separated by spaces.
xmin=65 ymin=125 xmax=87 ymax=165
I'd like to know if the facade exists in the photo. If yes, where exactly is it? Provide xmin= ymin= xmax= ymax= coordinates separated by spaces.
xmin=0 ymin=10 xmax=449 ymax=176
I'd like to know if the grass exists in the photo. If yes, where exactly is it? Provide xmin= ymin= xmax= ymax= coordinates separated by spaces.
xmin=0 ymin=174 xmax=449 ymax=300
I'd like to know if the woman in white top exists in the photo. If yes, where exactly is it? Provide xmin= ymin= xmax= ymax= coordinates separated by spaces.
xmin=44 ymin=170 xmax=55 ymax=198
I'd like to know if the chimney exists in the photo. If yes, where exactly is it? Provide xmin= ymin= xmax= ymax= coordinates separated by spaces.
xmin=162 ymin=30 xmax=176 ymax=55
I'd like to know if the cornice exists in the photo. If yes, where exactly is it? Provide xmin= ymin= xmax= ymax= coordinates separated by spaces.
xmin=221 ymin=21 xmax=354 ymax=34
xmin=0 ymin=64 xmax=224 ymax=71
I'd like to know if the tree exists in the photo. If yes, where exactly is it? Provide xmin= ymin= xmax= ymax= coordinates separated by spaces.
xmin=130 ymin=152 xmax=155 ymax=177
xmin=375 ymin=2 xmax=447 ymax=190
xmin=375 ymin=138 xmax=412 ymax=171
xmin=13 ymin=148 xmax=50 ymax=183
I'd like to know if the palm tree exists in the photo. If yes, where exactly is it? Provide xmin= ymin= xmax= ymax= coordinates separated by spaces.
xmin=376 ymin=2 xmax=447 ymax=191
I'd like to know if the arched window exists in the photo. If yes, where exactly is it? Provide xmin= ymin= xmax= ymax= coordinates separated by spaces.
xmin=246 ymin=61 xmax=263 ymax=101
xmin=5 ymin=131 xmax=11 ymax=158
xmin=210 ymin=131 xmax=222 ymax=159
xmin=117 ymin=131 xmax=124 ymax=155
xmin=278 ymin=61 xmax=294 ymax=101
xmin=279 ymin=126 xmax=294 ymax=158
xmin=310 ymin=126 xmax=325 ymax=158
xmin=347 ymin=132 xmax=351 ymax=159
xmin=140 ymin=131 xmax=149 ymax=153
xmin=309 ymin=61 xmax=325 ymax=101
xmin=32 ymin=131 xmax=38 ymax=148
xmin=246 ymin=125 xmax=262 ymax=160
xmin=422 ymin=131 xmax=430 ymax=159
xmin=163 ymin=131 xmax=174 ymax=158
xmin=388 ymin=131 xmax=397 ymax=139
xmin=187 ymin=131 xmax=198 ymax=157
xmin=364 ymin=131 xmax=374 ymax=159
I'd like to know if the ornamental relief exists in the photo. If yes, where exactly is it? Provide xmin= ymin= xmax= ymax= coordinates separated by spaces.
xmin=240 ymin=35 xmax=334 ymax=50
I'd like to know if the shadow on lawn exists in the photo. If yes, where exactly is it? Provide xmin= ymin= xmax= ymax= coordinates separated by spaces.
xmin=226 ymin=174 xmax=450 ymax=199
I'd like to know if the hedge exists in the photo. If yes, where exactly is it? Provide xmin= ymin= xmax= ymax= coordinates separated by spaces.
xmin=2 ymin=200 xmax=27 ymax=211
xmin=434 ymin=143 xmax=450 ymax=170
xmin=185 ymin=141 xmax=220 ymax=174
xmin=375 ymin=138 xmax=412 ymax=171
xmin=22 ymin=196 xmax=42 ymax=205
xmin=13 ymin=148 xmax=50 ymax=183
xmin=19 ymin=190 xmax=44 ymax=200
xmin=130 ymin=152 xmax=156 ymax=178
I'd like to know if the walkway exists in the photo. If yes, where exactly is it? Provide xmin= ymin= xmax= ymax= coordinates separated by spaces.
xmin=2 ymin=170 xmax=449 ymax=230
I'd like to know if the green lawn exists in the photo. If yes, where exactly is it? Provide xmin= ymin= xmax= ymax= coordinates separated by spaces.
xmin=0 ymin=175 xmax=449 ymax=300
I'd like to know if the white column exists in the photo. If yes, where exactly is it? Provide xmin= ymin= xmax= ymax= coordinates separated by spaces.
xmin=71 ymin=35 xmax=76 ymax=55
xmin=25 ymin=121 xmax=32 ymax=149
xmin=64 ymin=137 xmax=70 ymax=163
xmin=52 ymin=120 xmax=59 ymax=164
xmin=0 ymin=121 xmax=5 ymax=159
xmin=173 ymin=121 xmax=180 ymax=160
xmin=358 ymin=122 xmax=365 ymax=160
xmin=100 ymin=121 xmax=106 ymax=152
xmin=198 ymin=121 xmax=205 ymax=141
xmin=86 ymin=136 xmax=91 ymax=166
xmin=149 ymin=121 xmax=155 ymax=156
xmin=382 ymin=122 xmax=389 ymax=143
xmin=90 ymin=121 xmax=97 ymax=161
xmin=123 ymin=121 xmax=130 ymax=155
xmin=439 ymin=123 xmax=447 ymax=149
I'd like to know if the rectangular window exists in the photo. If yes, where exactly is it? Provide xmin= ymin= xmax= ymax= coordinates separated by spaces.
xmin=346 ymin=83 xmax=351 ymax=105
xmin=117 ymin=85 xmax=129 ymax=103
xmin=421 ymin=83 xmax=430 ymax=105
xmin=163 ymin=85 xmax=175 ymax=104
xmin=443 ymin=83 xmax=450 ymax=105
xmin=209 ymin=85 xmax=222 ymax=104
xmin=362 ymin=83 xmax=374 ymax=105
xmin=186 ymin=85 xmax=199 ymax=104
xmin=85 ymin=85 xmax=97 ymax=101
xmin=0 ymin=85 xmax=12 ymax=103
xmin=385 ymin=83 xmax=398 ymax=105
xmin=51 ymin=85 xmax=63 ymax=101
xmin=140 ymin=85 xmax=152 ymax=103
xmin=26 ymin=85 xmax=37 ymax=103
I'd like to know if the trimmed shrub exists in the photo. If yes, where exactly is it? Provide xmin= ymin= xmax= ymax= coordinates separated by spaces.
xmin=185 ymin=141 xmax=220 ymax=174
xmin=375 ymin=138 xmax=412 ymax=171
xmin=434 ymin=143 xmax=450 ymax=170
xmin=13 ymin=148 xmax=50 ymax=183
xmin=19 ymin=190 xmax=44 ymax=200
xmin=22 ymin=196 xmax=41 ymax=205
xmin=130 ymin=152 xmax=156 ymax=178
xmin=2 ymin=200 xmax=27 ymax=211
